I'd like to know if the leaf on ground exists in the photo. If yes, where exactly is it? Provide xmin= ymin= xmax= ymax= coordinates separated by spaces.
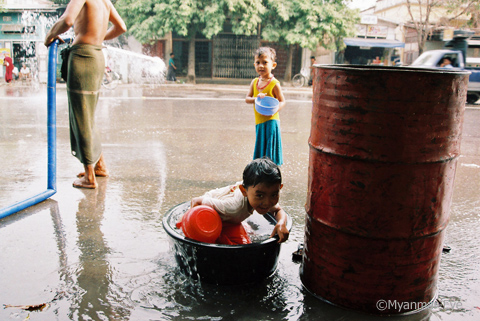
xmin=4 ymin=303 xmax=49 ymax=311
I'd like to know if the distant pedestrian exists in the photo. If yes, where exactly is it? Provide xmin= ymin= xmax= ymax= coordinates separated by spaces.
xmin=372 ymin=56 xmax=382 ymax=65
xmin=167 ymin=53 xmax=177 ymax=81
xmin=309 ymin=55 xmax=316 ymax=86
xmin=19 ymin=63 xmax=31 ymax=80
xmin=245 ymin=47 xmax=286 ymax=166
xmin=12 ymin=66 xmax=19 ymax=81
xmin=3 ymin=55 xmax=13 ymax=83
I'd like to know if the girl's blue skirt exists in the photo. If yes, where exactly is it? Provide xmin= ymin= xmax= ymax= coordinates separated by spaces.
xmin=254 ymin=119 xmax=283 ymax=166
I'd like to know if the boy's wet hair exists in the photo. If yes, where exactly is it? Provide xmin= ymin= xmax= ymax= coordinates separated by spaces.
xmin=243 ymin=157 xmax=282 ymax=189
xmin=255 ymin=47 xmax=276 ymax=62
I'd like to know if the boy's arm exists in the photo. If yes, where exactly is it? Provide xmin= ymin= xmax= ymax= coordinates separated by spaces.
xmin=191 ymin=196 xmax=204 ymax=208
xmin=273 ymin=83 xmax=286 ymax=112
xmin=269 ymin=204 xmax=289 ymax=243
xmin=191 ymin=185 xmax=236 ymax=215
xmin=179 ymin=196 xmax=204 ymax=225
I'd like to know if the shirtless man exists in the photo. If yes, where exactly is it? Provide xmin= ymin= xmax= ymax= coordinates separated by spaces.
xmin=45 ymin=0 xmax=126 ymax=189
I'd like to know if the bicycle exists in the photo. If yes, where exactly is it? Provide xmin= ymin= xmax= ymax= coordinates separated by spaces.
xmin=292 ymin=67 xmax=310 ymax=88
xmin=102 ymin=67 xmax=121 ymax=89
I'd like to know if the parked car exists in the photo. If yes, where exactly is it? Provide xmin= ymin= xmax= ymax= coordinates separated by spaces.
xmin=410 ymin=49 xmax=480 ymax=104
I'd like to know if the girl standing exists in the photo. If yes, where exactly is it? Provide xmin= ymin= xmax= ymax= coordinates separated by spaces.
xmin=245 ymin=47 xmax=286 ymax=166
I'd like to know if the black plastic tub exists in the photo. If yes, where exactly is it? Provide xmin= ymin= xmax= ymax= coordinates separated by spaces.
xmin=162 ymin=202 xmax=293 ymax=285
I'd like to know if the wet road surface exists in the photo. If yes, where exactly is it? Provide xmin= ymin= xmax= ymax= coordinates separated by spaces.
xmin=0 ymin=83 xmax=479 ymax=320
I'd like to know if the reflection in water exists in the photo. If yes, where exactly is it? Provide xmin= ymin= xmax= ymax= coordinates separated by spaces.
xmin=0 ymin=92 xmax=48 ymax=209
xmin=49 ymin=199 xmax=70 ymax=300
xmin=116 ymin=142 xmax=167 ymax=222
xmin=0 ymin=199 xmax=68 ymax=319
xmin=433 ymin=160 xmax=480 ymax=317
xmin=73 ymin=179 xmax=130 ymax=320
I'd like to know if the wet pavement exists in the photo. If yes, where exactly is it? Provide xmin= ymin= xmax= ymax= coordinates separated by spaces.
xmin=0 ymin=82 xmax=479 ymax=320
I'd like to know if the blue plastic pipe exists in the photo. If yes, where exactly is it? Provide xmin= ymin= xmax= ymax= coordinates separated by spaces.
xmin=46 ymin=40 xmax=58 ymax=192
xmin=0 ymin=39 xmax=60 ymax=220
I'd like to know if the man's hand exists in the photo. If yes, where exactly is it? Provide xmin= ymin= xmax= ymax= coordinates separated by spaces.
xmin=45 ymin=35 xmax=65 ymax=47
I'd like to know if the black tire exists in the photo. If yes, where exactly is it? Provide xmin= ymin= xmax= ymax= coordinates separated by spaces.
xmin=292 ymin=74 xmax=305 ymax=88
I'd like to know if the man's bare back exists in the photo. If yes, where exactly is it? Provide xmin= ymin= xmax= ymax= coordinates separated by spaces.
xmin=44 ymin=0 xmax=126 ymax=47
xmin=72 ymin=0 xmax=110 ymax=45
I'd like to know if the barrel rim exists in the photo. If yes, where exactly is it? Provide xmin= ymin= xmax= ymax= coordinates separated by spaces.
xmin=313 ymin=64 xmax=471 ymax=75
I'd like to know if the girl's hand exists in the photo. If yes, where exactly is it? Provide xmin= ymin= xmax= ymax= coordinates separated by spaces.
xmin=257 ymin=93 xmax=266 ymax=99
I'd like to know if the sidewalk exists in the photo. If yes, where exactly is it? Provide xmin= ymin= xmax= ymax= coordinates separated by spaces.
xmin=23 ymin=77 xmax=313 ymax=96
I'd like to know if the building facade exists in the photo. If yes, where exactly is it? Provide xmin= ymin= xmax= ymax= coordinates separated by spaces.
xmin=352 ymin=0 xmax=478 ymax=65
xmin=143 ymin=31 xmax=302 ymax=81
xmin=340 ymin=14 xmax=405 ymax=66
xmin=0 ymin=0 xmax=62 ymax=82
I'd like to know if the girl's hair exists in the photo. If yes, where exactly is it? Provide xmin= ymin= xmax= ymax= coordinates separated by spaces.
xmin=255 ymin=47 xmax=276 ymax=62
xmin=243 ymin=157 xmax=282 ymax=188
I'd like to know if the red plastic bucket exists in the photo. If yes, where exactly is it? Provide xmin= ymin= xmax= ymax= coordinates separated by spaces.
xmin=177 ymin=205 xmax=222 ymax=243
xmin=301 ymin=65 xmax=469 ymax=314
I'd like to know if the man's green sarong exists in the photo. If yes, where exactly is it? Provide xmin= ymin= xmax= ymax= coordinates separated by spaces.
xmin=67 ymin=44 xmax=104 ymax=165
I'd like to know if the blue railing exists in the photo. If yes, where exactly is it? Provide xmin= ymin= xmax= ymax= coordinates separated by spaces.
xmin=0 ymin=39 xmax=61 ymax=219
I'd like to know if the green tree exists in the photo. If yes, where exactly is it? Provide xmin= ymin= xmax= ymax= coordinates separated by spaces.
xmin=261 ymin=0 xmax=358 ymax=81
xmin=405 ymin=0 xmax=442 ymax=55
xmin=444 ymin=0 xmax=480 ymax=28
xmin=117 ymin=0 xmax=264 ymax=83
xmin=405 ymin=0 xmax=479 ymax=55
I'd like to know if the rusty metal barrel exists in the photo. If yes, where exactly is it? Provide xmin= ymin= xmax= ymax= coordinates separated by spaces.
xmin=300 ymin=65 xmax=469 ymax=314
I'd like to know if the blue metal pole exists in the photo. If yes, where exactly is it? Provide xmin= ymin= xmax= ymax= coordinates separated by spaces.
xmin=0 ymin=40 xmax=59 ymax=220
xmin=47 ymin=40 xmax=58 ymax=191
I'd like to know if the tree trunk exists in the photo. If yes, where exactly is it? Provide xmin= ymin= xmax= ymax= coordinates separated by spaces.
xmin=187 ymin=36 xmax=196 ymax=84
xmin=283 ymin=45 xmax=294 ymax=82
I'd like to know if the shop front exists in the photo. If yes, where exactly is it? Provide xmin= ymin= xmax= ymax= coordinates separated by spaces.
xmin=0 ymin=1 xmax=61 ymax=83
xmin=342 ymin=37 xmax=405 ymax=66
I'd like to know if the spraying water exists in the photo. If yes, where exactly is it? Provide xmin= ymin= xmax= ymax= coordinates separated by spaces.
xmin=103 ymin=45 xmax=166 ymax=85
xmin=16 ymin=9 xmax=166 ymax=86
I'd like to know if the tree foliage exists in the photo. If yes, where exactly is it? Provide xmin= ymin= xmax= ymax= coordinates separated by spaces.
xmin=116 ymin=0 xmax=359 ymax=82
xmin=117 ymin=0 xmax=358 ymax=49
xmin=261 ymin=0 xmax=358 ymax=52
xmin=405 ymin=0 xmax=440 ymax=54
xmin=117 ymin=0 xmax=265 ymax=82
xmin=406 ymin=0 xmax=479 ymax=54
xmin=116 ymin=0 xmax=264 ymax=43
xmin=444 ymin=0 xmax=480 ymax=28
